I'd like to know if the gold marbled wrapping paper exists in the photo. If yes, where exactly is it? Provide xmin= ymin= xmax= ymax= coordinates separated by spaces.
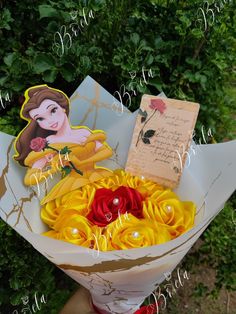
xmin=0 ymin=77 xmax=235 ymax=314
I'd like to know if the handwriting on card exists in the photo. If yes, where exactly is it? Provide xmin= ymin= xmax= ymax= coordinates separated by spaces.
xmin=125 ymin=95 xmax=200 ymax=188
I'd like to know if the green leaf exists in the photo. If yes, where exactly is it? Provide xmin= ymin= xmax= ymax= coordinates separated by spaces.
xmin=142 ymin=137 xmax=150 ymax=144
xmin=146 ymin=54 xmax=154 ymax=65
xmin=3 ymin=53 xmax=17 ymax=67
xmin=60 ymin=146 xmax=71 ymax=155
xmin=0 ymin=8 xmax=13 ymax=30
xmin=62 ymin=166 xmax=72 ymax=177
xmin=81 ymin=56 xmax=91 ymax=69
xmin=12 ymin=81 xmax=25 ymax=92
xmin=141 ymin=116 xmax=146 ymax=123
xmin=33 ymin=54 xmax=55 ymax=74
xmin=43 ymin=69 xmax=58 ymax=83
xmin=60 ymin=66 xmax=75 ymax=82
xmin=130 ymin=33 xmax=140 ymax=45
xmin=144 ymin=129 xmax=155 ymax=138
xmin=138 ymin=109 xmax=147 ymax=118
xmin=46 ymin=21 xmax=59 ymax=32
xmin=38 ymin=5 xmax=59 ymax=19
xmin=148 ymin=78 xmax=163 ymax=91
xmin=0 ymin=76 xmax=8 ymax=86
xmin=191 ymin=28 xmax=204 ymax=39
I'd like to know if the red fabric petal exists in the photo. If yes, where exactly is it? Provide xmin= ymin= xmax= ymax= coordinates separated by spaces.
xmin=92 ymin=302 xmax=158 ymax=314
xmin=87 ymin=186 xmax=144 ymax=227
xmin=134 ymin=303 xmax=158 ymax=314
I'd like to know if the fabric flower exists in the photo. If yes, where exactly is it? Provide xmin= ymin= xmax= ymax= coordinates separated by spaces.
xmin=143 ymin=189 xmax=196 ymax=238
xmin=93 ymin=303 xmax=158 ymax=314
xmin=30 ymin=137 xmax=47 ymax=152
xmin=86 ymin=186 xmax=144 ymax=227
xmin=134 ymin=303 xmax=158 ymax=314
xmin=41 ymin=170 xmax=196 ymax=252
xmin=149 ymin=99 xmax=166 ymax=114
xmin=93 ymin=170 xmax=164 ymax=197
xmin=41 ymin=189 xmax=92 ymax=227
xmin=43 ymin=209 xmax=94 ymax=247
xmin=104 ymin=214 xmax=171 ymax=250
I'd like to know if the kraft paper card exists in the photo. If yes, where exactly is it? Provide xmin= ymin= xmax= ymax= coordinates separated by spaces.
xmin=125 ymin=95 xmax=200 ymax=188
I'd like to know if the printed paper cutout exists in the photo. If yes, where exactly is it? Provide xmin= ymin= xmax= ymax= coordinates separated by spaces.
xmin=13 ymin=84 xmax=113 ymax=205
xmin=125 ymin=95 xmax=200 ymax=188
xmin=68 ymin=76 xmax=133 ymax=170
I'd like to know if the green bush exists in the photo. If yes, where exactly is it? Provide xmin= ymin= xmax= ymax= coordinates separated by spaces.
xmin=182 ymin=198 xmax=236 ymax=292
xmin=199 ymin=198 xmax=236 ymax=292
xmin=0 ymin=0 xmax=235 ymax=312
xmin=0 ymin=0 xmax=235 ymax=138
xmin=0 ymin=219 xmax=77 ymax=313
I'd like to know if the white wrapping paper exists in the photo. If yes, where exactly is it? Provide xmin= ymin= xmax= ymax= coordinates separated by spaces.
xmin=0 ymin=76 xmax=235 ymax=314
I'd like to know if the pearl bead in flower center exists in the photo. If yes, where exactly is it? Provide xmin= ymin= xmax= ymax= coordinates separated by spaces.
xmin=165 ymin=205 xmax=172 ymax=213
xmin=132 ymin=231 xmax=140 ymax=238
xmin=113 ymin=198 xmax=119 ymax=206
xmin=71 ymin=228 xmax=79 ymax=235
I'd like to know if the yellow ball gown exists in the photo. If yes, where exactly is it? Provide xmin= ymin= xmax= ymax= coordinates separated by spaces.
xmin=23 ymin=131 xmax=113 ymax=205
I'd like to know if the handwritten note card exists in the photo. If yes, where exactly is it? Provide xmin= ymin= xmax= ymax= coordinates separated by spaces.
xmin=125 ymin=95 xmax=200 ymax=188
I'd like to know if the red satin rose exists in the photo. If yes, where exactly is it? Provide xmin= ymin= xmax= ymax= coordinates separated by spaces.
xmin=134 ymin=304 xmax=158 ymax=314
xmin=30 ymin=137 xmax=47 ymax=152
xmin=92 ymin=302 xmax=158 ymax=314
xmin=149 ymin=99 xmax=166 ymax=114
xmin=87 ymin=186 xmax=144 ymax=227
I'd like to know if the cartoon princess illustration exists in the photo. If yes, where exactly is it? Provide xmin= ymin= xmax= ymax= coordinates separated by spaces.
xmin=14 ymin=85 xmax=113 ymax=204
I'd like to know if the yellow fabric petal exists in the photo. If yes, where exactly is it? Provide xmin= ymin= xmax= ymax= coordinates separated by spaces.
xmin=104 ymin=214 xmax=171 ymax=251
xmin=41 ymin=169 xmax=196 ymax=251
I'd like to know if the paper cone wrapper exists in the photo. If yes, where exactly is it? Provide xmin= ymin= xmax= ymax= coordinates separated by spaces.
xmin=0 ymin=77 xmax=235 ymax=314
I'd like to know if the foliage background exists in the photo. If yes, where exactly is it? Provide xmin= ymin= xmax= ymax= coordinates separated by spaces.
xmin=0 ymin=0 xmax=235 ymax=313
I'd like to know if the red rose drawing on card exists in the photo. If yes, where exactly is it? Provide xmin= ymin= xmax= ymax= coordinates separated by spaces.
xmin=149 ymin=99 xmax=166 ymax=114
xmin=136 ymin=98 xmax=167 ymax=146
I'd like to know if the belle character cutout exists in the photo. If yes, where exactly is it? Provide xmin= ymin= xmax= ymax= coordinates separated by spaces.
xmin=14 ymin=85 xmax=113 ymax=205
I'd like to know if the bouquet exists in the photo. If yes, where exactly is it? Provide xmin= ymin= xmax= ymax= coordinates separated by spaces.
xmin=0 ymin=76 xmax=235 ymax=314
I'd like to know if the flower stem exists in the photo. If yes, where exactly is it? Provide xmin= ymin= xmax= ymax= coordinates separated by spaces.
xmin=46 ymin=145 xmax=59 ymax=153
xmin=46 ymin=145 xmax=83 ymax=176
xmin=136 ymin=110 xmax=157 ymax=147
xmin=69 ymin=161 xmax=83 ymax=175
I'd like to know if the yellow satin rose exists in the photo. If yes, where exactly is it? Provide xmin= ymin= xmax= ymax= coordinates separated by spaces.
xmin=41 ymin=170 xmax=196 ymax=251
xmin=41 ymin=170 xmax=164 ymax=228
xmin=43 ymin=209 xmax=94 ymax=247
xmin=104 ymin=213 xmax=171 ymax=250
xmin=88 ymin=227 xmax=110 ymax=252
xmin=92 ymin=169 xmax=164 ymax=197
xmin=143 ymin=189 xmax=196 ymax=238
xmin=41 ymin=187 xmax=94 ymax=227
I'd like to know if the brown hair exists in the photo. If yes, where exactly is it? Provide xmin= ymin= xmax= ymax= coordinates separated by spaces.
xmin=14 ymin=85 xmax=70 ymax=166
